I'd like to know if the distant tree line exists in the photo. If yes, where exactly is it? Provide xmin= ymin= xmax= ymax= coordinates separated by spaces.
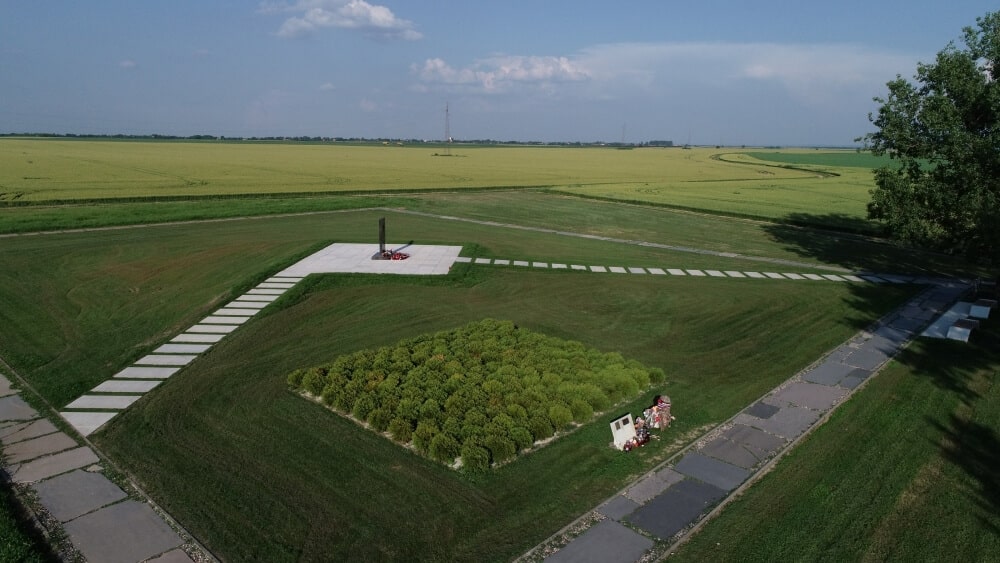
xmin=287 ymin=319 xmax=665 ymax=472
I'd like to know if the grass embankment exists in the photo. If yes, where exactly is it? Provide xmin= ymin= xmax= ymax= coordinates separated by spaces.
xmin=673 ymin=323 xmax=1000 ymax=562
xmin=0 ymin=481 xmax=53 ymax=563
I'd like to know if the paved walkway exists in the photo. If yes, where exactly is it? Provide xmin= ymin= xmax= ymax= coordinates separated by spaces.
xmin=520 ymin=280 xmax=971 ymax=562
xmin=4 ymin=239 xmax=978 ymax=562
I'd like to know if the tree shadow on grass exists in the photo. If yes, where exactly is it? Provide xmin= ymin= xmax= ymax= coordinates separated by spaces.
xmin=931 ymin=413 xmax=1000 ymax=535
xmin=763 ymin=212 xmax=981 ymax=277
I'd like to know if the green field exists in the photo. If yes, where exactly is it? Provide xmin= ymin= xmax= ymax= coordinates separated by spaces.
xmin=0 ymin=139 xmax=993 ymax=562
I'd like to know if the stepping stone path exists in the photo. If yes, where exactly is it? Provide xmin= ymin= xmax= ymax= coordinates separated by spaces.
xmin=524 ymin=281 xmax=969 ymax=562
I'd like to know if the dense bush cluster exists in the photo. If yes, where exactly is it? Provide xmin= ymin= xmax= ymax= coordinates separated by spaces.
xmin=287 ymin=319 xmax=664 ymax=471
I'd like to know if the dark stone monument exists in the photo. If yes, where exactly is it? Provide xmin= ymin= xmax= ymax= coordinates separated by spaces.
xmin=372 ymin=217 xmax=412 ymax=261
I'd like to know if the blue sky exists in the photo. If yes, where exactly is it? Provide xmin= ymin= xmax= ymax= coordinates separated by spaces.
xmin=0 ymin=1 xmax=992 ymax=145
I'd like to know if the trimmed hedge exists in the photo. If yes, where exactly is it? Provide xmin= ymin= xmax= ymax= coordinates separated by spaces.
xmin=288 ymin=319 xmax=665 ymax=471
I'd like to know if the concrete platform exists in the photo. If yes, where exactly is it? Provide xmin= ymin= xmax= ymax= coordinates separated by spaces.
xmin=186 ymin=324 xmax=238 ymax=334
xmin=201 ymin=315 xmax=250 ymax=324
xmin=214 ymin=307 xmax=261 ymax=316
xmin=627 ymin=479 xmax=727 ymax=540
xmin=598 ymin=495 xmax=640 ymax=520
xmin=770 ymin=381 xmax=847 ymax=411
xmin=674 ymin=452 xmax=751 ymax=491
xmin=276 ymin=243 xmax=463 ymax=276
xmin=34 ymin=469 xmax=127 ymax=522
xmin=61 ymin=412 xmax=118 ymax=437
xmin=63 ymin=500 xmax=184 ymax=563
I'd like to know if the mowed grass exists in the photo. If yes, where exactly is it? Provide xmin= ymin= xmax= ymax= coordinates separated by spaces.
xmin=672 ymin=323 xmax=1000 ymax=562
xmin=0 ymin=206 xmax=916 ymax=561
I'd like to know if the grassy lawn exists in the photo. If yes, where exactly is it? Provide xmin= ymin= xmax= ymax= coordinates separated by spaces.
xmin=672 ymin=323 xmax=1000 ymax=562
xmin=0 ymin=204 xmax=916 ymax=561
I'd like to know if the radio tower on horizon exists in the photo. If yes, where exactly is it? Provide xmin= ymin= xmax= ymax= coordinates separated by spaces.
xmin=444 ymin=102 xmax=452 ymax=156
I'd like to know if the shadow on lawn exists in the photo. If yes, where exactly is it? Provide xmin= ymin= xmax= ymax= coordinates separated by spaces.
xmin=933 ymin=414 xmax=1000 ymax=535
xmin=762 ymin=212 xmax=979 ymax=277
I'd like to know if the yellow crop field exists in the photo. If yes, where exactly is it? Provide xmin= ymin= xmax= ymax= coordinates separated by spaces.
xmin=0 ymin=139 xmax=878 ymax=225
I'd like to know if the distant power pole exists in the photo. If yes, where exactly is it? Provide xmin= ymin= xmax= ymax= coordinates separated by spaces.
xmin=445 ymin=102 xmax=451 ymax=156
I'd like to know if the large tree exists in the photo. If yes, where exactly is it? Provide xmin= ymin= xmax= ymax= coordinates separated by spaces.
xmin=861 ymin=12 xmax=999 ymax=264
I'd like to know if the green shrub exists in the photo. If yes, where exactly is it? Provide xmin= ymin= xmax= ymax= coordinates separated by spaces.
xmin=287 ymin=368 xmax=306 ymax=389
xmin=366 ymin=407 xmax=391 ymax=432
xmin=429 ymin=433 xmax=460 ymax=463
xmin=460 ymin=441 xmax=490 ymax=473
xmin=412 ymin=420 xmax=439 ymax=454
xmin=548 ymin=404 xmax=573 ymax=431
xmin=569 ymin=399 xmax=593 ymax=423
xmin=352 ymin=394 xmax=376 ymax=421
xmin=510 ymin=426 xmax=534 ymax=451
xmin=528 ymin=414 xmax=553 ymax=441
xmin=388 ymin=417 xmax=412 ymax=443
xmin=484 ymin=435 xmax=516 ymax=464
xmin=302 ymin=367 xmax=327 ymax=396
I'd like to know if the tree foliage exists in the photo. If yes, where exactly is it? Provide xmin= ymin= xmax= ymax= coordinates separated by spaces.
xmin=861 ymin=12 xmax=1000 ymax=263
xmin=286 ymin=318 xmax=665 ymax=470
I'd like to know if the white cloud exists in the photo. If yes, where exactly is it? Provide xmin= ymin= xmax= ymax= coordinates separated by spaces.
xmin=415 ymin=42 xmax=916 ymax=109
xmin=414 ymin=55 xmax=591 ymax=93
xmin=262 ymin=0 xmax=421 ymax=40
xmin=319 ymin=82 xmax=336 ymax=91
xmin=119 ymin=59 xmax=137 ymax=69
xmin=359 ymin=98 xmax=376 ymax=111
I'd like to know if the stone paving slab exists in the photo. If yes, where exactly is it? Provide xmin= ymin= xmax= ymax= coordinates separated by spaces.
xmin=655 ymin=466 xmax=686 ymax=487
xmin=454 ymin=256 xmax=472 ymax=263
xmin=227 ymin=300 xmax=267 ymax=309
xmin=764 ymin=272 xmax=785 ymax=279
xmin=0 ymin=375 xmax=15 ymax=398
xmin=745 ymin=272 xmax=765 ymax=278
xmin=187 ymin=324 xmax=238 ymax=334
xmin=743 ymin=401 xmax=780 ymax=419
xmin=474 ymin=258 xmax=492 ymax=264
xmin=257 ymin=282 xmax=294 ymax=289
xmin=770 ymin=381 xmax=847 ymax=410
xmin=544 ymin=519 xmax=653 ymax=563
xmin=841 ymin=274 xmax=865 ymax=282
xmin=674 ymin=452 xmax=751 ymax=491
xmin=268 ymin=276 xmax=303 ymax=282
xmin=724 ymin=271 xmax=746 ymax=278
xmin=609 ymin=267 xmax=627 ymax=273
xmin=246 ymin=289 xmax=285 ymax=295
xmin=11 ymin=446 xmax=100 ymax=483
xmin=34 ymin=469 xmax=127 ymax=522
xmin=494 ymin=259 xmax=511 ymax=265
xmin=802 ymin=363 xmax=864 ymax=386
xmin=803 ymin=273 xmax=825 ymax=281
xmin=699 ymin=436 xmax=760 ymax=469
xmin=64 ymin=395 xmax=142 ymax=410
xmin=783 ymin=273 xmax=805 ymax=280
xmin=513 ymin=260 xmax=529 ymax=267
xmin=647 ymin=268 xmax=666 ymax=275
xmin=706 ymin=270 xmax=726 ymax=277
xmin=598 ymin=495 xmax=640 ymax=520
xmin=201 ymin=315 xmax=250 ymax=325
xmin=844 ymin=347 xmax=890 ymax=370
xmin=135 ymin=354 xmax=197 ymax=366
xmin=533 ymin=262 xmax=549 ymax=268
xmin=626 ymin=473 xmax=674 ymax=504
xmin=235 ymin=294 xmax=279 ymax=302
xmin=822 ymin=274 xmax=846 ymax=281
xmin=627 ymin=479 xmax=727 ymax=540
xmin=628 ymin=267 xmax=646 ymax=274
xmin=719 ymin=424 xmax=786 ymax=459
xmin=63 ymin=500 xmax=184 ymax=563
xmin=839 ymin=372 xmax=869 ymax=389
xmin=590 ymin=266 xmax=607 ymax=273
xmin=745 ymin=405 xmax=820 ymax=439
xmin=571 ymin=264 xmax=587 ymax=270
xmin=61 ymin=412 xmax=118 ymax=437
xmin=0 ymin=419 xmax=57 ymax=445
xmin=114 ymin=366 xmax=181 ymax=379
xmin=92 ymin=380 xmax=161 ymax=394
xmin=0 ymin=395 xmax=39 ymax=422
xmin=171 ymin=333 xmax=225 ymax=343
xmin=686 ymin=269 xmax=706 ymax=276
xmin=154 ymin=344 xmax=211 ymax=354
xmin=667 ymin=269 xmax=686 ymax=275
xmin=4 ymin=432 xmax=78 ymax=464
xmin=147 ymin=549 xmax=196 ymax=563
